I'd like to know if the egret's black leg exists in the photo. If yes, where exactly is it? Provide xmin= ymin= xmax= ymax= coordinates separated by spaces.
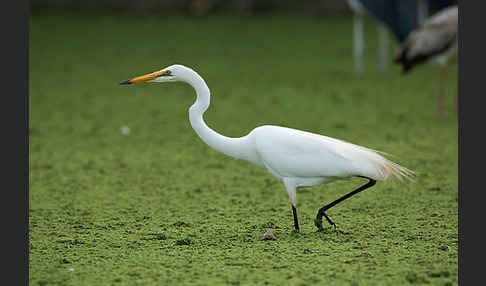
xmin=315 ymin=177 xmax=376 ymax=231
xmin=292 ymin=205 xmax=300 ymax=231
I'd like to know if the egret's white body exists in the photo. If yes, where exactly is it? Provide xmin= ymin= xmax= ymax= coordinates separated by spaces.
xmin=121 ymin=64 xmax=413 ymax=231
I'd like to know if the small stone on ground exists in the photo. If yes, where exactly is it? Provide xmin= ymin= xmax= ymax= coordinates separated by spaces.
xmin=259 ymin=230 xmax=277 ymax=241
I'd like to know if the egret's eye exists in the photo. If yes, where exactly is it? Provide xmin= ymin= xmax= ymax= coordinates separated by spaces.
xmin=164 ymin=70 xmax=172 ymax=76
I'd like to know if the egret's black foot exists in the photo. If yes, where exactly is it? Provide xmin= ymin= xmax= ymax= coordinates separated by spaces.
xmin=322 ymin=212 xmax=336 ymax=228
xmin=315 ymin=210 xmax=337 ymax=231
xmin=314 ymin=177 xmax=376 ymax=232
xmin=314 ymin=217 xmax=324 ymax=232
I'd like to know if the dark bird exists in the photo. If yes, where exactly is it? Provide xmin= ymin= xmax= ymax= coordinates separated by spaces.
xmin=394 ymin=5 xmax=458 ymax=119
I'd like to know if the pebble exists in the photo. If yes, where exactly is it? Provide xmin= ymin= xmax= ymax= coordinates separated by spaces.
xmin=259 ymin=230 xmax=277 ymax=241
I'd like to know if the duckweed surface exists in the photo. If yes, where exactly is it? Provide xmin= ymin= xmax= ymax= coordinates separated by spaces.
xmin=30 ymin=11 xmax=458 ymax=285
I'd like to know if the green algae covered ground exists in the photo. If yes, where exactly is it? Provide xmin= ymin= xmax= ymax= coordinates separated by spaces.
xmin=29 ymin=11 xmax=458 ymax=286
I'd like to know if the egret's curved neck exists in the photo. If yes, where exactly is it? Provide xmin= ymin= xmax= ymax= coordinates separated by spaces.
xmin=183 ymin=69 xmax=255 ymax=163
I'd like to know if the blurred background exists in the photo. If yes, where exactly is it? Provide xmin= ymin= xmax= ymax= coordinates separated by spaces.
xmin=30 ymin=0 xmax=458 ymax=77
xmin=30 ymin=0 xmax=455 ymax=17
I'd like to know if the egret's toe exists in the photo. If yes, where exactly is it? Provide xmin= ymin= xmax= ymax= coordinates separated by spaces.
xmin=314 ymin=217 xmax=324 ymax=231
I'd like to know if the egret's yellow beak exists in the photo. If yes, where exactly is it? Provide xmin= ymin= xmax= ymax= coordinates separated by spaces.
xmin=120 ymin=70 xmax=170 ymax=85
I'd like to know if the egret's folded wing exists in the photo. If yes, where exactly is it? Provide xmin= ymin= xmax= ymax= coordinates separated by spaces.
xmin=252 ymin=125 xmax=412 ymax=181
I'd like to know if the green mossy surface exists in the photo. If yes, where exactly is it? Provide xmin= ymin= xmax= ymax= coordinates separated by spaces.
xmin=30 ymin=11 xmax=458 ymax=285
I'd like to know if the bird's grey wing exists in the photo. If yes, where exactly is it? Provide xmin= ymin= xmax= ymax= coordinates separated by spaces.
xmin=405 ymin=23 xmax=457 ymax=60
xmin=395 ymin=6 xmax=457 ymax=71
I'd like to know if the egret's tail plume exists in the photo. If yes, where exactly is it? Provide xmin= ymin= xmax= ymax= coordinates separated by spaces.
xmin=381 ymin=159 xmax=415 ymax=182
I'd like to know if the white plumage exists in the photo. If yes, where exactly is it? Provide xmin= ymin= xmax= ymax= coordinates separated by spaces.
xmin=121 ymin=64 xmax=413 ymax=232
xmin=250 ymin=125 xmax=409 ymax=182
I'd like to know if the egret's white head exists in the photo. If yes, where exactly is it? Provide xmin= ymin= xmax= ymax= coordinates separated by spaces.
xmin=120 ymin=64 xmax=190 ymax=85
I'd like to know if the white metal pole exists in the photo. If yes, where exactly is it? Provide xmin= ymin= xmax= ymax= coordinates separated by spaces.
xmin=353 ymin=13 xmax=364 ymax=77
xmin=377 ymin=24 xmax=389 ymax=75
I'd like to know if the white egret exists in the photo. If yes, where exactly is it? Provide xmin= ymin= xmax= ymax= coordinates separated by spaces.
xmin=394 ymin=5 xmax=458 ymax=119
xmin=120 ymin=64 xmax=413 ymax=232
